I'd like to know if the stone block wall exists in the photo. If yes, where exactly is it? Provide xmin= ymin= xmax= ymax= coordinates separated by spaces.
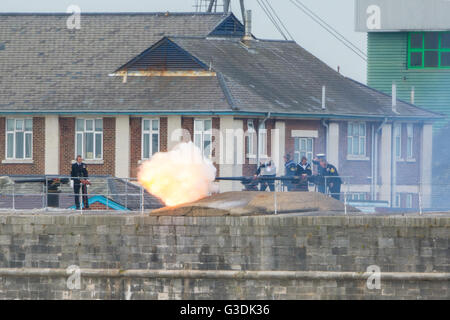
xmin=0 ymin=214 xmax=448 ymax=299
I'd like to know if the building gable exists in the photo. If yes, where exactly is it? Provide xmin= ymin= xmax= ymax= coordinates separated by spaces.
xmin=114 ymin=37 xmax=210 ymax=74
xmin=208 ymin=13 xmax=245 ymax=37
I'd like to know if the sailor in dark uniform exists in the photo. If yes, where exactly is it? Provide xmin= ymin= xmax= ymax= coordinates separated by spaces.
xmin=284 ymin=154 xmax=298 ymax=191
xmin=313 ymin=154 xmax=342 ymax=200
xmin=71 ymin=155 xmax=90 ymax=209
xmin=295 ymin=156 xmax=312 ymax=192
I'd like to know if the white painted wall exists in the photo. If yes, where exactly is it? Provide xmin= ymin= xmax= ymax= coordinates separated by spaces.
xmin=44 ymin=115 xmax=60 ymax=174
xmin=328 ymin=122 xmax=339 ymax=169
xmin=379 ymin=123 xmax=392 ymax=203
xmin=420 ymin=123 xmax=433 ymax=208
xmin=219 ymin=116 xmax=235 ymax=192
xmin=115 ymin=115 xmax=130 ymax=178
xmin=273 ymin=121 xmax=285 ymax=176
xmin=167 ymin=115 xmax=182 ymax=151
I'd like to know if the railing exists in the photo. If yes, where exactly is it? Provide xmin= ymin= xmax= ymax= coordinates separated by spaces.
xmin=0 ymin=174 xmax=447 ymax=214
xmin=234 ymin=175 xmax=446 ymax=214
xmin=0 ymin=176 xmax=154 ymax=214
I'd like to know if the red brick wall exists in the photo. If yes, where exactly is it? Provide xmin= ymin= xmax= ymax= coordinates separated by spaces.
xmin=181 ymin=117 xmax=194 ymax=142
xmin=160 ymin=117 xmax=168 ymax=152
xmin=285 ymin=119 xmax=324 ymax=174
xmin=129 ymin=118 xmax=141 ymax=178
xmin=59 ymin=117 xmax=115 ymax=176
xmin=129 ymin=117 xmax=168 ymax=178
xmin=0 ymin=117 xmax=45 ymax=175
xmin=59 ymin=117 xmax=75 ymax=175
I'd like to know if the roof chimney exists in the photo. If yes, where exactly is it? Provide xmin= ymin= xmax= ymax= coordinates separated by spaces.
xmin=243 ymin=10 xmax=252 ymax=41
xmin=392 ymin=82 xmax=397 ymax=112
xmin=322 ymin=86 xmax=326 ymax=110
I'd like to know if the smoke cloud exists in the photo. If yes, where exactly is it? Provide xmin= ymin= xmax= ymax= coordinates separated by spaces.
xmin=137 ymin=142 xmax=218 ymax=207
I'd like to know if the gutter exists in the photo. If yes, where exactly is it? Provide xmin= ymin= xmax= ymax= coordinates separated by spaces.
xmin=0 ymin=110 xmax=440 ymax=121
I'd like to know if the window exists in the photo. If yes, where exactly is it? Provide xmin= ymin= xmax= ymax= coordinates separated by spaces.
xmin=346 ymin=193 xmax=367 ymax=202
xmin=245 ymin=120 xmax=256 ymax=157
xmin=75 ymin=118 xmax=103 ymax=160
xmin=258 ymin=122 xmax=268 ymax=158
xmin=406 ymin=194 xmax=413 ymax=209
xmin=294 ymin=138 xmax=313 ymax=164
xmin=142 ymin=119 xmax=159 ymax=159
xmin=5 ymin=118 xmax=33 ymax=160
xmin=406 ymin=124 xmax=414 ymax=159
xmin=394 ymin=194 xmax=401 ymax=208
xmin=408 ymin=32 xmax=450 ymax=69
xmin=347 ymin=122 xmax=366 ymax=156
xmin=194 ymin=119 xmax=212 ymax=158
xmin=394 ymin=124 xmax=402 ymax=160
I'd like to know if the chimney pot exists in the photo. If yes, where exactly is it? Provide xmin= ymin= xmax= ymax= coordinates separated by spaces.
xmin=392 ymin=82 xmax=397 ymax=111
xmin=322 ymin=86 xmax=326 ymax=110
xmin=243 ymin=10 xmax=252 ymax=40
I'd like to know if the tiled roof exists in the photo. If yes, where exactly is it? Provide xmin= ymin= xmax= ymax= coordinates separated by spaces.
xmin=169 ymin=37 xmax=442 ymax=119
xmin=0 ymin=12 xmax=441 ymax=119
xmin=0 ymin=12 xmax=231 ymax=113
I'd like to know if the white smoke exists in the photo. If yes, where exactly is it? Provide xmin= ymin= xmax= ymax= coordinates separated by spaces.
xmin=138 ymin=142 xmax=218 ymax=206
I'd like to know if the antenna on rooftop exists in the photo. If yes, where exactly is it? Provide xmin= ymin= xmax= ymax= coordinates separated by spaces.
xmin=193 ymin=0 xmax=244 ymax=18
xmin=193 ymin=0 xmax=222 ymax=13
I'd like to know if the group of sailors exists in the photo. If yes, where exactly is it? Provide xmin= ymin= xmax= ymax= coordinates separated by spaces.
xmin=254 ymin=154 xmax=342 ymax=200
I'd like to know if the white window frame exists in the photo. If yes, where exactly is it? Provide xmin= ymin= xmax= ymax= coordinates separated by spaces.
xmin=5 ymin=118 xmax=33 ymax=160
xmin=142 ymin=118 xmax=160 ymax=160
xmin=394 ymin=193 xmax=401 ymax=208
xmin=294 ymin=137 xmax=314 ymax=164
xmin=406 ymin=124 xmax=414 ymax=160
xmin=258 ymin=121 xmax=268 ymax=159
xmin=194 ymin=118 xmax=213 ymax=159
xmin=347 ymin=122 xmax=366 ymax=157
xmin=406 ymin=194 xmax=413 ymax=209
xmin=346 ymin=193 xmax=367 ymax=202
xmin=75 ymin=118 xmax=103 ymax=161
xmin=394 ymin=123 xmax=402 ymax=160
xmin=246 ymin=120 xmax=257 ymax=158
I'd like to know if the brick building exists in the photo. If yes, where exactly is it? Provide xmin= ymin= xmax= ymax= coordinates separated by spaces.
xmin=0 ymin=12 xmax=441 ymax=208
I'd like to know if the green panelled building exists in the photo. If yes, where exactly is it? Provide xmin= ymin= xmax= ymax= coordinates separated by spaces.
xmin=366 ymin=32 xmax=450 ymax=131
xmin=356 ymin=0 xmax=450 ymax=208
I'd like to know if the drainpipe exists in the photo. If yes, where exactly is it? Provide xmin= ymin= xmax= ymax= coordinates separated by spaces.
xmin=256 ymin=112 xmax=271 ymax=167
xmin=373 ymin=118 xmax=387 ymax=201
xmin=391 ymin=121 xmax=396 ymax=207
xmin=321 ymin=119 xmax=329 ymax=159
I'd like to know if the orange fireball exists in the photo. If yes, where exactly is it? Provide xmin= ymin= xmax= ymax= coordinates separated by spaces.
xmin=137 ymin=142 xmax=218 ymax=206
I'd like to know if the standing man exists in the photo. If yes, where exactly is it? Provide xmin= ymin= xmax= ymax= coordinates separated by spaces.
xmin=284 ymin=154 xmax=298 ymax=191
xmin=71 ymin=155 xmax=90 ymax=210
xmin=296 ymin=156 xmax=312 ymax=192
xmin=313 ymin=155 xmax=342 ymax=200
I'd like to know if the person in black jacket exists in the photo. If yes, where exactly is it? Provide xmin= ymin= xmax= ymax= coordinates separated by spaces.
xmin=295 ymin=156 xmax=312 ymax=192
xmin=284 ymin=154 xmax=298 ymax=191
xmin=71 ymin=155 xmax=89 ymax=209
xmin=313 ymin=155 xmax=342 ymax=200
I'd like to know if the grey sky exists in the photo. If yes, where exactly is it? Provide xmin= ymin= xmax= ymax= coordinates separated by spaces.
xmin=1 ymin=0 xmax=367 ymax=83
